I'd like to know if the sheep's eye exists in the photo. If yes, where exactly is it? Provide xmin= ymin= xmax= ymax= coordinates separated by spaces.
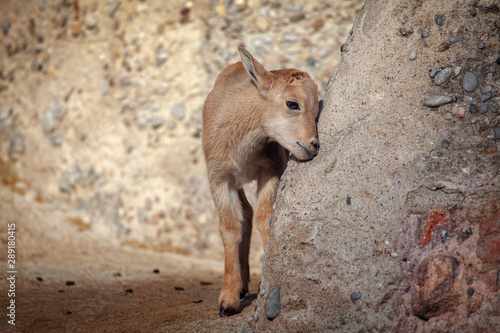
xmin=286 ymin=101 xmax=300 ymax=110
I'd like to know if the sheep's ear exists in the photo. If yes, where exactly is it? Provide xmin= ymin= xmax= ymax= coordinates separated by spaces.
xmin=238 ymin=46 xmax=270 ymax=92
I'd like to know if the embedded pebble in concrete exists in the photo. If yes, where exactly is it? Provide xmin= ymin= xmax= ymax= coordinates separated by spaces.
xmin=151 ymin=116 xmax=165 ymax=129
xmin=449 ymin=36 xmax=460 ymax=43
xmin=429 ymin=68 xmax=438 ymax=78
xmin=424 ymin=95 xmax=453 ymax=108
xmin=481 ymin=85 xmax=493 ymax=94
xmin=489 ymin=66 xmax=496 ymax=74
xmin=494 ymin=126 xmax=500 ymax=139
xmin=434 ymin=67 xmax=452 ymax=85
xmin=171 ymin=103 xmax=185 ymax=120
xmin=283 ymin=33 xmax=298 ymax=43
xmin=2 ymin=18 xmax=10 ymax=36
xmin=409 ymin=49 xmax=417 ymax=60
xmin=351 ymin=291 xmax=361 ymax=301
xmin=50 ymin=133 xmax=64 ymax=147
xmin=469 ymin=104 xmax=479 ymax=114
xmin=481 ymin=92 xmax=493 ymax=103
xmin=421 ymin=31 xmax=429 ymax=38
xmin=435 ymin=14 xmax=443 ymax=26
xmin=457 ymin=106 xmax=466 ymax=118
xmin=42 ymin=97 xmax=62 ymax=134
xmin=477 ymin=41 xmax=485 ymax=49
xmin=454 ymin=67 xmax=462 ymax=76
xmin=265 ymin=287 xmax=281 ymax=320
xmin=462 ymin=72 xmax=478 ymax=92
xmin=156 ymin=45 xmax=168 ymax=67
xmin=486 ymin=104 xmax=498 ymax=113
xmin=480 ymin=105 xmax=488 ymax=114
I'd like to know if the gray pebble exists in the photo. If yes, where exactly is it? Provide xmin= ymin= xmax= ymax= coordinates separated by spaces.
xmin=260 ymin=288 xmax=266 ymax=296
xmin=480 ymin=104 xmax=488 ymax=114
xmin=120 ymin=75 xmax=131 ymax=87
xmin=136 ymin=114 xmax=149 ymax=129
xmin=481 ymin=85 xmax=493 ymax=94
xmin=109 ymin=1 xmax=121 ymax=18
xmin=151 ymin=116 xmax=165 ymax=129
xmin=156 ymin=45 xmax=168 ymax=67
xmin=58 ymin=166 xmax=84 ymax=193
xmin=441 ymin=139 xmax=451 ymax=149
xmin=42 ymin=97 xmax=62 ymax=134
xmin=233 ymin=24 xmax=242 ymax=33
xmin=2 ymin=18 xmax=10 ymax=36
xmin=60 ymin=10 xmax=69 ymax=27
xmin=409 ymin=49 xmax=417 ymax=60
xmin=290 ymin=13 xmax=305 ymax=23
xmin=481 ymin=92 xmax=493 ymax=103
xmin=265 ymin=287 xmax=281 ymax=320
xmin=435 ymin=14 xmax=443 ymax=26
xmin=423 ymin=95 xmax=453 ymax=108
xmin=477 ymin=41 xmax=485 ymax=49
xmin=469 ymin=104 xmax=479 ymax=114
xmin=429 ymin=68 xmax=438 ymax=78
xmin=171 ymin=103 xmax=185 ymax=120
xmin=486 ymin=104 xmax=498 ymax=113
xmin=38 ymin=0 xmax=46 ymax=10
xmin=489 ymin=66 xmax=496 ymax=74
xmin=350 ymin=291 xmax=361 ymax=301
xmin=50 ymin=133 xmax=64 ymax=147
xmin=434 ymin=67 xmax=452 ymax=85
xmin=454 ymin=67 xmax=462 ymax=76
xmin=137 ymin=208 xmax=148 ymax=222
xmin=153 ymin=81 xmax=169 ymax=96
xmin=494 ymin=126 xmax=500 ymax=139
xmin=449 ymin=36 xmax=460 ymax=43
xmin=101 ymin=84 xmax=110 ymax=96
xmin=421 ymin=31 xmax=429 ymax=38
xmin=462 ymin=72 xmax=478 ymax=92
xmin=8 ymin=132 xmax=25 ymax=159
xmin=283 ymin=33 xmax=298 ymax=43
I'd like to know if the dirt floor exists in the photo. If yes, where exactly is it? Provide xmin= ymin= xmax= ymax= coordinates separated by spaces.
xmin=1 ymin=185 xmax=261 ymax=332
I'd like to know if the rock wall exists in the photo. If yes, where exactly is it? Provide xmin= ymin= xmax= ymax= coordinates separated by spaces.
xmin=253 ymin=0 xmax=500 ymax=331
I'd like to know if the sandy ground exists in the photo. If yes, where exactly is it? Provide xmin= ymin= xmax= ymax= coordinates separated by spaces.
xmin=1 ymin=185 xmax=261 ymax=332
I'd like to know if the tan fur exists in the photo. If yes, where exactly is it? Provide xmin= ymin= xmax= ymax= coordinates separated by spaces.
xmin=202 ymin=47 xmax=319 ymax=315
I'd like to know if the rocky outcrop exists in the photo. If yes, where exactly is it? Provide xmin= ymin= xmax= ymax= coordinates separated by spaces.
xmin=253 ymin=0 xmax=499 ymax=331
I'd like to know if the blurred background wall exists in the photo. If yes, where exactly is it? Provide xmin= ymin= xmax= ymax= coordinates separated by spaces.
xmin=0 ymin=0 xmax=363 ymax=261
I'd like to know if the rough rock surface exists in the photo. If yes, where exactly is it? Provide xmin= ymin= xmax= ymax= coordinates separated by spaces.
xmin=254 ymin=0 xmax=499 ymax=331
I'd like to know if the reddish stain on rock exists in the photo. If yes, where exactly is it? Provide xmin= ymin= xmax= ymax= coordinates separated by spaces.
xmin=486 ymin=239 xmax=500 ymax=263
xmin=420 ymin=210 xmax=449 ymax=248
xmin=412 ymin=255 xmax=463 ymax=320
xmin=479 ymin=204 xmax=500 ymax=237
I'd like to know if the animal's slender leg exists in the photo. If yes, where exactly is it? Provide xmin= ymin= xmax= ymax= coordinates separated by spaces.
xmin=255 ymin=172 xmax=282 ymax=249
xmin=238 ymin=189 xmax=253 ymax=298
xmin=210 ymin=181 xmax=244 ymax=314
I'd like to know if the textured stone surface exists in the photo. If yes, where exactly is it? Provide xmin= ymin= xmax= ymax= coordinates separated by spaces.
xmin=412 ymin=255 xmax=463 ymax=320
xmin=253 ymin=0 xmax=500 ymax=331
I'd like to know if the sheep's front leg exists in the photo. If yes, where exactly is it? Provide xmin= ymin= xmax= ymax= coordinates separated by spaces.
xmin=211 ymin=182 xmax=247 ymax=315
